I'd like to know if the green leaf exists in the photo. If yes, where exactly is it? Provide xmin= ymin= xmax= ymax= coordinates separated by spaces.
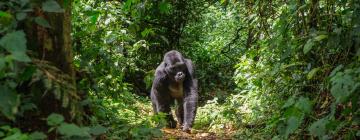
xmin=295 ymin=97 xmax=312 ymax=114
xmin=29 ymin=131 xmax=47 ymax=140
xmin=330 ymin=72 xmax=357 ymax=103
xmin=123 ymin=0 xmax=133 ymax=11
xmin=16 ymin=13 xmax=27 ymax=21
xmin=58 ymin=123 xmax=90 ymax=137
xmin=19 ymin=0 xmax=30 ymax=7
xmin=141 ymin=28 xmax=153 ymax=37
xmin=0 ymin=11 xmax=12 ymax=18
xmin=63 ymin=0 xmax=70 ymax=8
xmin=159 ymin=2 xmax=171 ymax=14
xmin=303 ymin=39 xmax=314 ymax=54
xmin=329 ymin=65 xmax=343 ymax=77
xmin=89 ymin=125 xmax=107 ymax=135
xmin=19 ymin=66 xmax=36 ymax=81
xmin=0 ymin=34 xmax=30 ymax=62
xmin=20 ymin=102 xmax=37 ymax=112
xmin=285 ymin=116 xmax=302 ymax=137
xmin=0 ymin=57 xmax=5 ymax=70
xmin=42 ymin=0 xmax=64 ymax=13
xmin=284 ymin=106 xmax=303 ymax=119
xmin=11 ymin=52 xmax=31 ymax=62
xmin=0 ymin=85 xmax=20 ymax=120
xmin=276 ymin=122 xmax=286 ymax=136
xmin=3 ymin=131 xmax=28 ymax=140
xmin=307 ymin=67 xmax=320 ymax=79
xmin=0 ymin=31 xmax=27 ymax=54
xmin=34 ymin=17 xmax=51 ymax=28
xmin=282 ymin=96 xmax=295 ymax=109
xmin=128 ymin=23 xmax=139 ymax=33
xmin=47 ymin=113 xmax=64 ymax=126
xmin=309 ymin=118 xmax=328 ymax=137
xmin=0 ymin=125 xmax=11 ymax=130
xmin=89 ymin=12 xmax=99 ymax=24
xmin=160 ymin=35 xmax=169 ymax=45
xmin=314 ymin=34 xmax=328 ymax=41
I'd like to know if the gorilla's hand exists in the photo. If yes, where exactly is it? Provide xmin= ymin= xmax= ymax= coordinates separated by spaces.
xmin=182 ymin=124 xmax=191 ymax=133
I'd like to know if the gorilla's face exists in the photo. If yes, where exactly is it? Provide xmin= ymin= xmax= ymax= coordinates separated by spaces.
xmin=165 ymin=62 xmax=186 ymax=83
xmin=164 ymin=51 xmax=187 ymax=83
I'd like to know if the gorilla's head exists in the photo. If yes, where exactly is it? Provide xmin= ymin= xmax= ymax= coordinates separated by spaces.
xmin=164 ymin=50 xmax=186 ymax=83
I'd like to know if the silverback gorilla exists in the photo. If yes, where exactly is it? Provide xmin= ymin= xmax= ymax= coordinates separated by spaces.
xmin=151 ymin=50 xmax=198 ymax=133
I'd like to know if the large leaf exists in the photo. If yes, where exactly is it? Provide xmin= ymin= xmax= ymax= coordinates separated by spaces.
xmin=295 ymin=97 xmax=312 ymax=114
xmin=309 ymin=118 xmax=328 ymax=137
xmin=42 ymin=0 xmax=64 ymax=13
xmin=303 ymin=39 xmax=314 ymax=54
xmin=58 ymin=123 xmax=90 ymax=137
xmin=3 ymin=131 xmax=28 ymax=140
xmin=19 ymin=66 xmax=36 ymax=81
xmin=314 ymin=34 xmax=328 ymax=41
xmin=29 ymin=131 xmax=47 ymax=140
xmin=89 ymin=12 xmax=100 ymax=24
xmin=16 ymin=12 xmax=27 ymax=21
xmin=0 ymin=31 xmax=27 ymax=54
xmin=89 ymin=125 xmax=107 ymax=135
xmin=307 ymin=67 xmax=320 ymax=80
xmin=0 ymin=31 xmax=31 ymax=62
xmin=282 ymin=96 xmax=295 ymax=109
xmin=19 ymin=0 xmax=30 ymax=7
xmin=0 ymin=57 xmax=5 ymax=70
xmin=11 ymin=52 xmax=31 ymax=62
xmin=285 ymin=116 xmax=302 ymax=137
xmin=47 ymin=113 xmax=64 ymax=126
xmin=330 ymin=72 xmax=358 ymax=103
xmin=0 ymin=11 xmax=12 ymax=18
xmin=34 ymin=17 xmax=51 ymax=28
xmin=141 ymin=28 xmax=153 ymax=38
xmin=0 ymin=85 xmax=20 ymax=120
xmin=329 ymin=65 xmax=343 ymax=77
xmin=159 ymin=1 xmax=171 ymax=14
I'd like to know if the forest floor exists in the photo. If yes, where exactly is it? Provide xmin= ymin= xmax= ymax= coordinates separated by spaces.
xmin=157 ymin=128 xmax=233 ymax=140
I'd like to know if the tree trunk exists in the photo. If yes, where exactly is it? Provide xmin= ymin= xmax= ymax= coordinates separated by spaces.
xmin=309 ymin=0 xmax=319 ymax=29
xmin=21 ymin=0 xmax=76 ymax=134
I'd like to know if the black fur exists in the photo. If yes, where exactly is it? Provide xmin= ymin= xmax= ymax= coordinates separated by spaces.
xmin=150 ymin=50 xmax=198 ymax=132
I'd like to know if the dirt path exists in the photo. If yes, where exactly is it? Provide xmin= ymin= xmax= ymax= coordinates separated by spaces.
xmin=155 ymin=128 xmax=232 ymax=140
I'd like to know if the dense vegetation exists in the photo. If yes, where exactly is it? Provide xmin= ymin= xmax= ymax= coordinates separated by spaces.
xmin=0 ymin=0 xmax=359 ymax=139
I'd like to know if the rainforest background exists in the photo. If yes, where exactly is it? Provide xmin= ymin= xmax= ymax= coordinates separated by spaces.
xmin=0 ymin=0 xmax=359 ymax=139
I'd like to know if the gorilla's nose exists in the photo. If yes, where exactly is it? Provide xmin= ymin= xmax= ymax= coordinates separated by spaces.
xmin=177 ymin=72 xmax=184 ymax=77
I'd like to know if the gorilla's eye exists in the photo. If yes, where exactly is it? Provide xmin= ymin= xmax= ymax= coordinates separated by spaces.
xmin=179 ymin=64 xmax=186 ymax=70
xmin=169 ymin=66 xmax=176 ymax=71
xmin=165 ymin=66 xmax=176 ymax=75
xmin=173 ymin=63 xmax=185 ymax=70
xmin=166 ymin=62 xmax=186 ymax=76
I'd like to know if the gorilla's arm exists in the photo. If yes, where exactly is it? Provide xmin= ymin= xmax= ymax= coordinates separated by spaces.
xmin=183 ymin=59 xmax=198 ymax=131
xmin=150 ymin=63 xmax=177 ymax=128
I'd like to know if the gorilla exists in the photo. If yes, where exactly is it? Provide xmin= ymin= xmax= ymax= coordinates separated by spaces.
xmin=151 ymin=50 xmax=198 ymax=133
